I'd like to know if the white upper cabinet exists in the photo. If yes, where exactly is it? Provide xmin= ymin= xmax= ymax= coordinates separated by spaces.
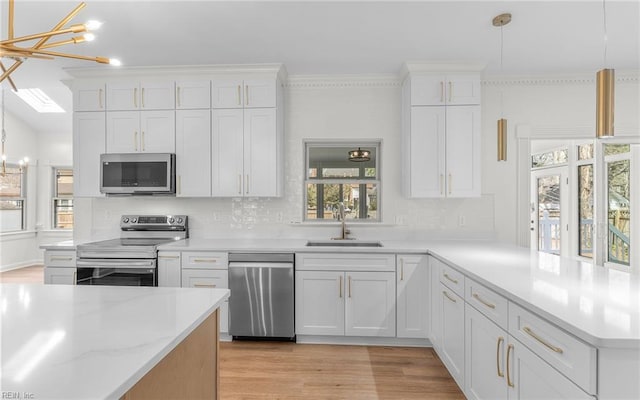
xmin=176 ymin=110 xmax=211 ymax=197
xmin=73 ymin=83 xmax=105 ymax=111
xmin=410 ymin=74 xmax=481 ymax=106
xmin=175 ymin=80 xmax=211 ymax=109
xmin=211 ymin=79 xmax=276 ymax=109
xmin=106 ymin=81 xmax=175 ymax=110
xmin=211 ymin=109 xmax=244 ymax=196
xmin=106 ymin=111 xmax=175 ymax=153
xmin=73 ymin=112 xmax=105 ymax=197
xmin=402 ymin=70 xmax=482 ymax=198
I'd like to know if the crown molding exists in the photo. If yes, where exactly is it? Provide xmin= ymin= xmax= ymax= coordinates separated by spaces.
xmin=285 ymin=74 xmax=400 ymax=89
xmin=482 ymin=72 xmax=639 ymax=86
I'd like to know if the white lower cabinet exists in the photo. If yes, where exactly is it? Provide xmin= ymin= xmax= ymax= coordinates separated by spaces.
xmin=157 ymin=252 xmax=181 ymax=287
xmin=295 ymin=270 xmax=345 ymax=336
xmin=396 ymin=255 xmax=429 ymax=338
xmin=345 ymin=271 xmax=396 ymax=337
xmin=43 ymin=250 xmax=76 ymax=285
xmin=440 ymin=282 xmax=465 ymax=388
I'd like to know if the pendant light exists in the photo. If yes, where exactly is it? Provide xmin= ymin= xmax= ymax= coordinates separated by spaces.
xmin=596 ymin=0 xmax=614 ymax=138
xmin=493 ymin=13 xmax=511 ymax=161
xmin=348 ymin=147 xmax=371 ymax=162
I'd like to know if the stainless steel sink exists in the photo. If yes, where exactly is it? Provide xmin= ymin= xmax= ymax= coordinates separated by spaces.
xmin=305 ymin=240 xmax=383 ymax=248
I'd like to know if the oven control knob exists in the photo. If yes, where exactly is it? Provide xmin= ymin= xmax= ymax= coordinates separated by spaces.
xmin=123 ymin=218 xmax=129 ymax=223
xmin=131 ymin=218 xmax=137 ymax=223
xmin=176 ymin=217 xmax=183 ymax=224
xmin=168 ymin=217 xmax=175 ymax=224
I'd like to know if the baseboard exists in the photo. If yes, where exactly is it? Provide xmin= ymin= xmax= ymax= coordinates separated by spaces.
xmin=0 ymin=260 xmax=43 ymax=273
xmin=295 ymin=335 xmax=432 ymax=347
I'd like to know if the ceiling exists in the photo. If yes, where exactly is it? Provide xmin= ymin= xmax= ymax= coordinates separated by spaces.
xmin=1 ymin=0 xmax=639 ymax=135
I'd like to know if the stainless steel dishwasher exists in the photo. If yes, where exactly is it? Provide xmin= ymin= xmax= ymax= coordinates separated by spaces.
xmin=228 ymin=253 xmax=295 ymax=340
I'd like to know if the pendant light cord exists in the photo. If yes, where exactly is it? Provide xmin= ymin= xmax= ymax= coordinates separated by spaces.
xmin=1 ymin=88 xmax=6 ymax=175
xmin=603 ymin=0 xmax=608 ymax=67
xmin=500 ymin=24 xmax=504 ymax=118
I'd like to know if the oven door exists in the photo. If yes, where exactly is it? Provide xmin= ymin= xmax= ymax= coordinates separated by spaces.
xmin=76 ymin=259 xmax=157 ymax=286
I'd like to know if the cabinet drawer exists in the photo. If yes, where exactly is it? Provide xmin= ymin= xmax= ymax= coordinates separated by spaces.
xmin=438 ymin=261 xmax=464 ymax=297
xmin=296 ymin=253 xmax=395 ymax=272
xmin=509 ymin=303 xmax=597 ymax=395
xmin=465 ymin=279 xmax=508 ymax=330
xmin=182 ymin=269 xmax=228 ymax=289
xmin=181 ymin=252 xmax=228 ymax=269
xmin=44 ymin=251 xmax=76 ymax=267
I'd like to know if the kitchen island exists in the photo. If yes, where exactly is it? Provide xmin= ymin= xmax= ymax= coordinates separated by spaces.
xmin=0 ymin=284 xmax=229 ymax=400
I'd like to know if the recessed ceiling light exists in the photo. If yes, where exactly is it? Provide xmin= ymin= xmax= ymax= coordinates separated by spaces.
xmin=14 ymin=88 xmax=65 ymax=113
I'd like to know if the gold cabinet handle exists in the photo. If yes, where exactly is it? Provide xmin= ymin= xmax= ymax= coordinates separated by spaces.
xmin=141 ymin=131 xmax=145 ymax=151
xmin=177 ymin=175 xmax=181 ymax=195
xmin=194 ymin=283 xmax=216 ymax=288
xmin=158 ymin=255 xmax=180 ymax=259
xmin=339 ymin=275 xmax=343 ymax=298
xmin=448 ymin=173 xmax=452 ymax=195
xmin=443 ymin=290 xmax=457 ymax=303
xmin=134 ymin=87 xmax=138 ymax=108
xmin=473 ymin=293 xmax=496 ymax=309
xmin=400 ymin=259 xmax=404 ymax=281
xmin=193 ymin=258 xmax=217 ymax=263
xmin=497 ymin=337 xmax=504 ymax=377
xmin=238 ymin=174 xmax=242 ymax=195
xmin=99 ymin=88 xmax=103 ymax=109
xmin=134 ymin=131 xmax=138 ymax=151
xmin=176 ymin=86 xmax=181 ymax=107
xmin=73 ymin=270 xmax=77 ymax=285
xmin=348 ymin=275 xmax=352 ymax=298
xmin=237 ymin=85 xmax=241 ymax=106
xmin=245 ymin=85 xmax=249 ymax=106
xmin=448 ymin=81 xmax=453 ymax=102
xmin=523 ymin=326 xmax=564 ymax=354
xmin=440 ymin=81 xmax=444 ymax=103
xmin=506 ymin=344 xmax=514 ymax=387
xmin=440 ymin=174 xmax=444 ymax=195
xmin=141 ymin=87 xmax=145 ymax=108
xmin=50 ymin=256 xmax=73 ymax=261
xmin=246 ymin=174 xmax=249 ymax=194
xmin=443 ymin=272 xmax=458 ymax=284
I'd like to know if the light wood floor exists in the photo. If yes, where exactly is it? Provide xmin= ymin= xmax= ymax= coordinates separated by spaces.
xmin=1 ymin=265 xmax=464 ymax=399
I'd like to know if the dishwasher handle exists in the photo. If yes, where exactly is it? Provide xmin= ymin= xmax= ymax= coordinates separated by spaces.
xmin=229 ymin=262 xmax=293 ymax=269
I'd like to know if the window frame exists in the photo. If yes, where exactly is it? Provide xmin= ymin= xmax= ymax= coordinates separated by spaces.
xmin=52 ymin=166 xmax=73 ymax=230
xmin=303 ymin=140 xmax=381 ymax=223
xmin=602 ymin=146 xmax=632 ymax=271
xmin=0 ymin=163 xmax=27 ymax=233
xmin=575 ymin=141 xmax=595 ymax=261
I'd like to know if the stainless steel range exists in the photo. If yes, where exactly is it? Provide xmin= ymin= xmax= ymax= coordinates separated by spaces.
xmin=76 ymin=215 xmax=188 ymax=286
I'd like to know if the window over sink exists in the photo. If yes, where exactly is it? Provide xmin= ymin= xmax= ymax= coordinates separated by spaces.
xmin=304 ymin=141 xmax=380 ymax=222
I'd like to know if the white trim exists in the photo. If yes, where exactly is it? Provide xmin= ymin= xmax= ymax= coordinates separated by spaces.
xmin=0 ymin=230 xmax=37 ymax=240
xmin=0 ymin=259 xmax=42 ymax=273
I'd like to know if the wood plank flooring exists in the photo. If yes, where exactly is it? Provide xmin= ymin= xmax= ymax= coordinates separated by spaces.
xmin=0 ymin=266 xmax=464 ymax=399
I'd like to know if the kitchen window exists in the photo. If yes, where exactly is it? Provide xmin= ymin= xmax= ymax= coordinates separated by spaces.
xmin=0 ymin=165 xmax=26 ymax=232
xmin=305 ymin=142 xmax=380 ymax=222
xmin=53 ymin=167 xmax=73 ymax=229
xmin=577 ymin=143 xmax=594 ymax=259
xmin=604 ymin=144 xmax=631 ymax=268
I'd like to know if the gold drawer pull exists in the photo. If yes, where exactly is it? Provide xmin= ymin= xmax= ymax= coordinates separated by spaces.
xmin=50 ymin=256 xmax=73 ymax=261
xmin=194 ymin=283 xmax=216 ymax=288
xmin=443 ymin=291 xmax=457 ymax=303
xmin=193 ymin=259 xmax=217 ymax=263
xmin=496 ymin=337 xmax=504 ymax=377
xmin=443 ymin=272 xmax=458 ymax=284
xmin=506 ymin=344 xmax=514 ymax=387
xmin=523 ymin=326 xmax=564 ymax=354
xmin=158 ymin=255 xmax=179 ymax=259
xmin=473 ymin=293 xmax=496 ymax=309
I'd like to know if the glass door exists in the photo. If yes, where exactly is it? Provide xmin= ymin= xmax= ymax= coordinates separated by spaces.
xmin=531 ymin=167 xmax=569 ymax=256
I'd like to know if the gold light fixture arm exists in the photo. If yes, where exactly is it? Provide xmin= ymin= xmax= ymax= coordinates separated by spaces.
xmin=0 ymin=25 xmax=88 ymax=47
xmin=32 ymin=1 xmax=87 ymax=49
xmin=0 ymin=61 xmax=17 ymax=91
xmin=8 ymin=0 xmax=14 ymax=40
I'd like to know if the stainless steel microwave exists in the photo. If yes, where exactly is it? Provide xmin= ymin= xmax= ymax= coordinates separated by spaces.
xmin=100 ymin=153 xmax=176 ymax=195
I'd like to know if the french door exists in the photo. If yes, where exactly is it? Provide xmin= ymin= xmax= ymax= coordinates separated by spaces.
xmin=530 ymin=167 xmax=569 ymax=256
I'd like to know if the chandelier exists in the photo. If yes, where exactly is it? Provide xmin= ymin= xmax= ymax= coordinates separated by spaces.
xmin=0 ymin=0 xmax=120 ymax=91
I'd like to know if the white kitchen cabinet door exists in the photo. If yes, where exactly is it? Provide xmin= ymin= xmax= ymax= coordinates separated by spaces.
xmin=106 ymin=111 xmax=140 ymax=153
xmin=175 ymin=80 xmax=211 ymax=109
xmin=447 ymin=75 xmax=481 ymax=106
xmin=211 ymin=109 xmax=244 ymax=196
xmin=176 ymin=110 xmax=211 ymax=197
xmin=465 ymin=303 xmax=508 ymax=400
xmin=139 ymin=110 xmax=175 ymax=153
xmin=295 ymin=271 xmax=345 ymax=336
xmin=211 ymin=79 xmax=243 ymax=109
xmin=157 ymin=252 xmax=181 ymax=287
xmin=44 ymin=267 xmax=76 ymax=285
xmin=345 ymin=271 xmax=396 ymax=337
xmin=182 ymin=268 xmax=229 ymax=334
xmin=243 ymin=108 xmax=278 ymax=197
xmin=446 ymin=105 xmax=481 ymax=198
xmin=429 ymin=257 xmax=443 ymax=351
xmin=244 ymin=79 xmax=276 ymax=108
xmin=410 ymin=75 xmax=447 ymax=106
xmin=106 ymin=82 xmax=139 ymax=110
xmin=73 ymin=83 xmax=105 ymax=111
xmin=440 ymin=283 xmax=465 ymax=389
xmin=508 ymin=338 xmax=592 ymax=400
xmin=396 ymin=255 xmax=429 ymax=339
xmin=140 ymin=81 xmax=175 ymax=110
xmin=73 ymin=112 xmax=105 ymax=197
xmin=407 ymin=106 xmax=446 ymax=197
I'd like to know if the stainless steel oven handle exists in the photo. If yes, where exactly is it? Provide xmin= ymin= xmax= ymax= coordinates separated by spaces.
xmin=228 ymin=262 xmax=293 ymax=269
xmin=76 ymin=259 xmax=156 ymax=268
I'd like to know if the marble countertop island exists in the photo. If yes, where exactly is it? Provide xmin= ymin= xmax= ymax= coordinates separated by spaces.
xmin=0 ymin=284 xmax=229 ymax=400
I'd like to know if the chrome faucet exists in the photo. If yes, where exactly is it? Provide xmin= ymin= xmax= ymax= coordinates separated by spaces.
xmin=333 ymin=202 xmax=351 ymax=240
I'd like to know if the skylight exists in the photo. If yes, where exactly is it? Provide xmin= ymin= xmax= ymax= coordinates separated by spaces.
xmin=14 ymin=89 xmax=65 ymax=113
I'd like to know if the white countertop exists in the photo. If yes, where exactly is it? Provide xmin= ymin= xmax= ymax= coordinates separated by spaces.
xmin=40 ymin=240 xmax=77 ymax=250
xmin=159 ymin=237 xmax=640 ymax=348
xmin=0 ymin=284 xmax=229 ymax=400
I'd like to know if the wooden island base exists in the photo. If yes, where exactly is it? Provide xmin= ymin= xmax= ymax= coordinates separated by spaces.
xmin=122 ymin=310 xmax=219 ymax=400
